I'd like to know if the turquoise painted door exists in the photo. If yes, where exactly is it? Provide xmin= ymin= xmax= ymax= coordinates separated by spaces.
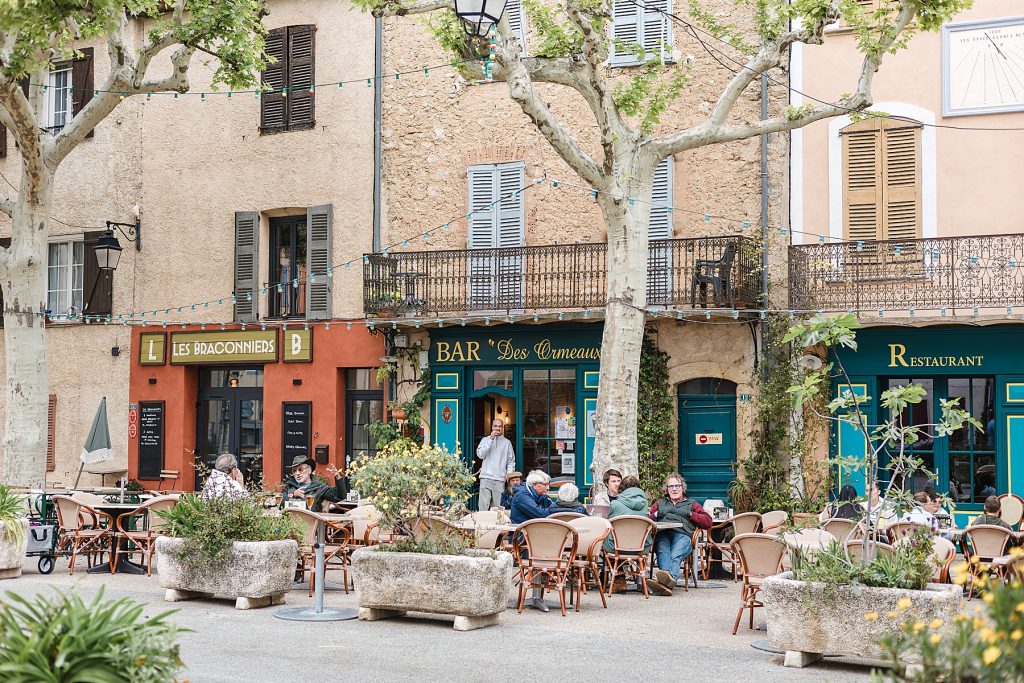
xmin=678 ymin=395 xmax=737 ymax=504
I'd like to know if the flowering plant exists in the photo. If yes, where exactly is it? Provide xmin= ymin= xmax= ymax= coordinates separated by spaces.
xmin=875 ymin=553 xmax=1024 ymax=681
xmin=348 ymin=440 xmax=475 ymax=547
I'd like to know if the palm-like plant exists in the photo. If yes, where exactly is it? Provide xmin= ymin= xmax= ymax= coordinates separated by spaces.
xmin=0 ymin=484 xmax=26 ymax=548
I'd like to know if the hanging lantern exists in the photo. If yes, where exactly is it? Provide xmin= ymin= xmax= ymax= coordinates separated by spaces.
xmin=454 ymin=0 xmax=508 ymax=37
xmin=94 ymin=230 xmax=123 ymax=271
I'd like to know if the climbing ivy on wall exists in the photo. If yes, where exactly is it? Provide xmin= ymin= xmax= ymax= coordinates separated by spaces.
xmin=637 ymin=329 xmax=676 ymax=497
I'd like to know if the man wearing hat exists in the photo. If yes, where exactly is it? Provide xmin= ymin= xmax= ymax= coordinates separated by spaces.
xmin=501 ymin=471 xmax=522 ymax=509
xmin=282 ymin=454 xmax=350 ymax=509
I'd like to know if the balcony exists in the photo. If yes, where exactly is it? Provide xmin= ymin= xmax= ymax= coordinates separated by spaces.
xmin=789 ymin=234 xmax=1024 ymax=314
xmin=363 ymin=237 xmax=760 ymax=317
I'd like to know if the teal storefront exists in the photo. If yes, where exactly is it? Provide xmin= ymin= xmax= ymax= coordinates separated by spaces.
xmin=430 ymin=324 xmax=602 ymax=498
xmin=833 ymin=326 xmax=1024 ymax=525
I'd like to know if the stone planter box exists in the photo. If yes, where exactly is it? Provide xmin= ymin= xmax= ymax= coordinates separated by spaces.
xmin=351 ymin=547 xmax=514 ymax=631
xmin=0 ymin=519 xmax=28 ymax=579
xmin=156 ymin=536 xmax=298 ymax=610
xmin=763 ymin=571 xmax=962 ymax=668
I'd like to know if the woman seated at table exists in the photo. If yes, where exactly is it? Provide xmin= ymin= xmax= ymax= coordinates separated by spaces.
xmin=603 ymin=476 xmax=654 ymax=594
xmin=201 ymin=453 xmax=250 ymax=500
xmin=818 ymin=484 xmax=861 ymax=521
xmin=552 ymin=483 xmax=588 ymax=515
xmin=649 ymin=473 xmax=712 ymax=596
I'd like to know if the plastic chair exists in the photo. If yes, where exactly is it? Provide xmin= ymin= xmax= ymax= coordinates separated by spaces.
xmin=730 ymin=533 xmax=785 ymax=635
xmin=114 ymin=495 xmax=178 ymax=576
xmin=568 ymin=516 xmax=611 ymax=610
xmin=514 ymin=519 xmax=578 ymax=616
xmin=998 ymin=493 xmax=1024 ymax=529
xmin=690 ymin=241 xmax=737 ymax=308
xmin=605 ymin=515 xmax=657 ymax=598
xmin=760 ymin=510 xmax=788 ymax=534
xmin=53 ymin=495 xmax=115 ymax=575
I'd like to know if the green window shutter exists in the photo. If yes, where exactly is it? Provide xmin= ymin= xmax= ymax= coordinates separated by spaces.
xmin=648 ymin=157 xmax=673 ymax=303
xmin=83 ymin=230 xmax=112 ymax=316
xmin=286 ymin=25 xmax=316 ymax=131
xmin=610 ymin=1 xmax=641 ymax=66
xmin=71 ymin=47 xmax=94 ymax=138
xmin=234 ymin=212 xmax=260 ymax=322
xmin=506 ymin=0 xmax=527 ymax=55
xmin=306 ymin=204 xmax=332 ymax=320
xmin=261 ymin=27 xmax=287 ymax=134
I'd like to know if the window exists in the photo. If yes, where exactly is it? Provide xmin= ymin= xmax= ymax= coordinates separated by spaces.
xmin=346 ymin=369 xmax=383 ymax=466
xmin=506 ymin=0 xmax=527 ymax=54
xmin=261 ymin=25 xmax=316 ymax=133
xmin=44 ymin=66 xmax=71 ymax=134
xmin=610 ymin=0 xmax=673 ymax=67
xmin=467 ymin=161 xmax=526 ymax=309
xmin=47 ymin=240 xmax=84 ymax=317
xmin=842 ymin=118 xmax=922 ymax=244
xmin=522 ymin=368 xmax=576 ymax=480
xmin=268 ymin=216 xmax=307 ymax=318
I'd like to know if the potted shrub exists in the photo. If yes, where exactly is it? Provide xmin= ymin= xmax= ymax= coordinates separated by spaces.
xmin=388 ymin=400 xmax=408 ymax=422
xmin=348 ymin=440 xmax=515 ymax=631
xmin=0 ymin=484 xmax=27 ymax=580
xmin=0 ymin=587 xmax=184 ymax=681
xmin=155 ymin=495 xmax=301 ymax=609
xmin=765 ymin=314 xmax=978 ymax=667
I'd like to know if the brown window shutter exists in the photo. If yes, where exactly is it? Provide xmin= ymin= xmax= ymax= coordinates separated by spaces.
xmin=261 ymin=28 xmax=287 ymax=134
xmin=83 ymin=231 xmax=113 ymax=316
xmin=881 ymin=120 xmax=922 ymax=242
xmin=71 ymin=47 xmax=95 ymax=138
xmin=842 ymin=119 xmax=883 ymax=243
xmin=286 ymin=25 xmax=316 ymax=131
xmin=0 ymin=238 xmax=8 ymax=328
xmin=47 ymin=394 xmax=57 ymax=472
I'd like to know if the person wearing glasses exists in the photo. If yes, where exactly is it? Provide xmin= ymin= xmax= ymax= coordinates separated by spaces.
xmin=649 ymin=473 xmax=712 ymax=595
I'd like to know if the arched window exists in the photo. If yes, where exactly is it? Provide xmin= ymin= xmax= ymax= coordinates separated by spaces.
xmin=677 ymin=378 xmax=737 ymax=396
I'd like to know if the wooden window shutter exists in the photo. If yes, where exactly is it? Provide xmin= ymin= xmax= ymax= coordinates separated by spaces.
xmin=286 ymin=25 xmax=315 ymax=131
xmin=496 ymin=162 xmax=525 ymax=248
xmin=505 ymin=0 xmax=527 ymax=55
xmin=71 ymin=47 xmax=95 ymax=138
xmin=47 ymin=394 xmax=57 ymax=472
xmin=881 ymin=121 xmax=921 ymax=242
xmin=261 ymin=27 xmax=287 ymax=133
xmin=306 ymin=204 xmax=332 ymax=320
xmin=0 ymin=238 xmax=8 ymax=328
xmin=610 ymin=1 xmax=641 ymax=66
xmin=842 ymin=119 xmax=883 ymax=243
xmin=234 ymin=212 xmax=260 ymax=322
xmin=467 ymin=166 xmax=497 ymax=308
xmin=83 ymin=231 xmax=113 ymax=316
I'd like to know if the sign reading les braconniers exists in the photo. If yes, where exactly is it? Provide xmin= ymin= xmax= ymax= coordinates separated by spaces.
xmin=170 ymin=330 xmax=278 ymax=364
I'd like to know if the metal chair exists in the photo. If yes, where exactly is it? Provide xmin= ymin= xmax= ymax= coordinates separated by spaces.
xmin=605 ymin=515 xmax=657 ymax=598
xmin=568 ymin=516 xmax=611 ymax=611
xmin=730 ymin=533 xmax=785 ymax=635
xmin=998 ymin=493 xmax=1024 ymax=529
xmin=690 ymin=241 xmax=737 ymax=308
xmin=114 ymin=495 xmax=178 ymax=576
xmin=514 ymin=519 xmax=578 ymax=616
xmin=53 ymin=495 xmax=115 ymax=575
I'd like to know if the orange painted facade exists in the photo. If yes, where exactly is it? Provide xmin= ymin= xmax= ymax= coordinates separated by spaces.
xmin=126 ymin=324 xmax=383 ymax=491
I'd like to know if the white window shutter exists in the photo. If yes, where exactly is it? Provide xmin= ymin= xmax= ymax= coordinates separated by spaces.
xmin=306 ymin=204 xmax=332 ymax=320
xmin=468 ymin=165 xmax=497 ymax=309
xmin=505 ymin=0 xmax=527 ymax=55
xmin=647 ymin=158 xmax=674 ymax=303
xmin=234 ymin=211 xmax=260 ymax=322
xmin=642 ymin=0 xmax=673 ymax=63
xmin=610 ymin=1 xmax=641 ymax=66
xmin=496 ymin=162 xmax=525 ymax=309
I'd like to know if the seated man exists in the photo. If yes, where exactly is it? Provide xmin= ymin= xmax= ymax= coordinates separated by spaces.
xmin=201 ymin=453 xmax=250 ymax=500
xmin=649 ymin=473 xmax=712 ymax=596
xmin=970 ymin=495 xmax=1013 ymax=531
xmin=552 ymin=483 xmax=588 ymax=515
xmin=281 ymin=454 xmax=348 ymax=510
xmin=510 ymin=470 xmax=553 ymax=524
xmin=501 ymin=471 xmax=522 ymax=510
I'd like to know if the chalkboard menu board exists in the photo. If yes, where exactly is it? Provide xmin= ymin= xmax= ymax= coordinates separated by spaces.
xmin=138 ymin=401 xmax=165 ymax=479
xmin=281 ymin=402 xmax=312 ymax=477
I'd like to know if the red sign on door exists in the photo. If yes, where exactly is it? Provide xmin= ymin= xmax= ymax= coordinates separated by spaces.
xmin=128 ymin=423 xmax=138 ymax=439
xmin=129 ymin=409 xmax=138 ymax=426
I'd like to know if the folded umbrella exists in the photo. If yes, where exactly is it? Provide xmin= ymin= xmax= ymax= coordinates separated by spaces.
xmin=74 ymin=397 xmax=113 ymax=489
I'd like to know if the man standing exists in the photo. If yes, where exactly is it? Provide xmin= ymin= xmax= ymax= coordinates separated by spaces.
xmin=476 ymin=418 xmax=515 ymax=511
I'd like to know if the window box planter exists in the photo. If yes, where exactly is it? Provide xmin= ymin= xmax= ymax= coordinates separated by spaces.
xmin=0 ymin=519 xmax=28 ymax=579
xmin=762 ymin=571 xmax=962 ymax=668
xmin=155 ymin=536 xmax=298 ymax=609
xmin=351 ymin=547 xmax=514 ymax=631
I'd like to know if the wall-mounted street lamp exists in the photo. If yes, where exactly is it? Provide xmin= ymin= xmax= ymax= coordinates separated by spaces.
xmin=95 ymin=207 xmax=141 ymax=272
xmin=454 ymin=0 xmax=508 ymax=37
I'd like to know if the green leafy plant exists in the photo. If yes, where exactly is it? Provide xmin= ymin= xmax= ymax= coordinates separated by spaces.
xmin=0 ymin=484 xmax=26 ymax=548
xmin=157 ymin=494 xmax=301 ymax=567
xmin=637 ymin=330 xmax=676 ymax=497
xmin=791 ymin=526 xmax=937 ymax=591
xmin=0 ymin=587 xmax=185 ymax=683
xmin=875 ymin=554 xmax=1024 ymax=682
xmin=349 ymin=440 xmax=475 ymax=553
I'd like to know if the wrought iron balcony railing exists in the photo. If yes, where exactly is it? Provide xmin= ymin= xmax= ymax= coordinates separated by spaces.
xmin=363 ymin=236 xmax=760 ymax=316
xmin=789 ymin=234 xmax=1024 ymax=313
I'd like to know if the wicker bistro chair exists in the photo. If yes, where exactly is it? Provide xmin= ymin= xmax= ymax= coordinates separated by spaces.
xmin=886 ymin=521 xmax=930 ymax=545
xmin=845 ymin=539 xmax=896 ymax=563
xmin=963 ymin=524 xmax=1014 ymax=598
xmin=53 ymin=495 xmax=115 ymax=575
xmin=822 ymin=518 xmax=861 ymax=543
xmin=548 ymin=512 xmax=585 ymax=522
xmin=760 ymin=510 xmax=788 ymax=534
xmin=730 ymin=533 xmax=786 ymax=635
xmin=114 ymin=495 xmax=179 ymax=576
xmin=704 ymin=513 xmax=761 ymax=582
xmin=514 ymin=519 xmax=579 ymax=616
xmin=894 ymin=535 xmax=956 ymax=583
xmin=567 ymin=517 xmax=612 ymax=611
xmin=998 ymin=494 xmax=1024 ymax=530
xmin=284 ymin=509 xmax=353 ymax=595
xmin=605 ymin=515 xmax=657 ymax=598
xmin=458 ymin=511 xmax=506 ymax=550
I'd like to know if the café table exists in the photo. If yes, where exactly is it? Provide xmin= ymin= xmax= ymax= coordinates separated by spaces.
xmin=275 ymin=511 xmax=357 ymax=623
xmin=87 ymin=502 xmax=148 ymax=575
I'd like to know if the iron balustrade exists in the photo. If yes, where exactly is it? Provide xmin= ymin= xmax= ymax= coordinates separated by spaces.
xmin=789 ymin=234 xmax=1024 ymax=313
xmin=363 ymin=237 xmax=760 ymax=316
xmin=263 ymin=281 xmax=306 ymax=319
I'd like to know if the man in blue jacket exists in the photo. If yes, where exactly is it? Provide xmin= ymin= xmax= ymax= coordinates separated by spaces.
xmin=510 ymin=470 xmax=553 ymax=523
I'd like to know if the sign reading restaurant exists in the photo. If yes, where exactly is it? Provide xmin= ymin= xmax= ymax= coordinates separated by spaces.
xmin=170 ymin=330 xmax=278 ymax=364
xmin=887 ymin=343 xmax=985 ymax=369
